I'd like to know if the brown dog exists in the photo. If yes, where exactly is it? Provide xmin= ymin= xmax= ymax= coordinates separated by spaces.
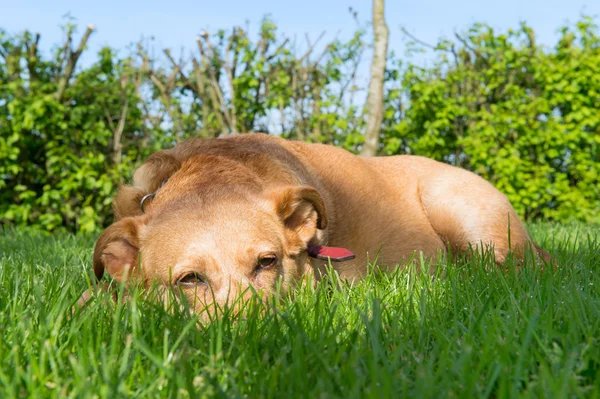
xmin=85 ymin=134 xmax=550 ymax=311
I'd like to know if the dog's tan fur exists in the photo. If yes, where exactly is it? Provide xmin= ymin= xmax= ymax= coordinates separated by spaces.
xmin=87 ymin=134 xmax=550 ymax=312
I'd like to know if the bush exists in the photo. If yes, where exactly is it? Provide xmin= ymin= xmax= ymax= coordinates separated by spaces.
xmin=384 ymin=18 xmax=600 ymax=223
xmin=1 ymin=16 xmax=598 ymax=232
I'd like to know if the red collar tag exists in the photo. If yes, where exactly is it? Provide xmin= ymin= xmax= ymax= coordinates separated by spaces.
xmin=307 ymin=243 xmax=355 ymax=262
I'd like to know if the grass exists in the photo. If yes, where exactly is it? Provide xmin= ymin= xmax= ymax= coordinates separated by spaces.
xmin=0 ymin=223 xmax=599 ymax=398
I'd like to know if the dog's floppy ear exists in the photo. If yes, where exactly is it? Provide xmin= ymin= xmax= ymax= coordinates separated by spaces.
xmin=112 ymin=185 xmax=146 ymax=221
xmin=268 ymin=185 xmax=328 ymax=244
xmin=93 ymin=217 xmax=145 ymax=283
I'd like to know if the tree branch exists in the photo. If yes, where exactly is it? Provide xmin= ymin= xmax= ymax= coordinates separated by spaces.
xmin=223 ymin=33 xmax=238 ymax=132
xmin=55 ymin=24 xmax=95 ymax=101
xmin=400 ymin=26 xmax=439 ymax=50
xmin=298 ymin=31 xmax=326 ymax=65
xmin=197 ymin=35 xmax=235 ymax=133
xmin=113 ymin=99 xmax=128 ymax=163
xmin=265 ymin=37 xmax=290 ymax=62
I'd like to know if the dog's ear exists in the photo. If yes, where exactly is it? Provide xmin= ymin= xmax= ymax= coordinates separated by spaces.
xmin=112 ymin=151 xmax=181 ymax=221
xmin=112 ymin=185 xmax=146 ymax=221
xmin=93 ymin=217 xmax=146 ymax=283
xmin=268 ymin=186 xmax=328 ymax=245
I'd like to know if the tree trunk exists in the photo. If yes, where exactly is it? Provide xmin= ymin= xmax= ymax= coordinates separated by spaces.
xmin=361 ymin=0 xmax=389 ymax=157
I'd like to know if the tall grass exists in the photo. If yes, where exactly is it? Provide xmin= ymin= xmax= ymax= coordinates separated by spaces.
xmin=0 ymin=223 xmax=598 ymax=398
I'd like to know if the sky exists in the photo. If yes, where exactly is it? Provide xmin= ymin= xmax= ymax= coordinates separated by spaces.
xmin=1 ymin=0 xmax=598 ymax=63
xmin=1 ymin=1 xmax=597 ymax=134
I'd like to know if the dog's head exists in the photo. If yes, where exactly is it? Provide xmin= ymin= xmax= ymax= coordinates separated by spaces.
xmin=91 ymin=184 xmax=327 ymax=313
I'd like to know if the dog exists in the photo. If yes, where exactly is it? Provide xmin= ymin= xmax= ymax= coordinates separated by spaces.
xmin=82 ymin=133 xmax=551 ymax=312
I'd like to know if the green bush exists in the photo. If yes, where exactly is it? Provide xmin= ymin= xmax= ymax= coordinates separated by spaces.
xmin=384 ymin=18 xmax=600 ymax=223
xmin=1 ymin=17 xmax=598 ymax=232
xmin=0 ymin=30 xmax=157 ymax=232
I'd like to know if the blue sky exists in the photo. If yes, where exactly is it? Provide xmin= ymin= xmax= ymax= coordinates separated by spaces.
xmin=2 ymin=0 xmax=598 ymax=62
xmin=2 ymin=1 xmax=597 ymax=132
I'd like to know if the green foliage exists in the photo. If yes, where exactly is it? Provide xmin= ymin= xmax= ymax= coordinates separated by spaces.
xmin=1 ymin=16 xmax=599 ymax=232
xmin=0 ymin=224 xmax=599 ymax=396
xmin=0 ymin=26 xmax=159 ymax=232
xmin=385 ymin=18 xmax=600 ymax=223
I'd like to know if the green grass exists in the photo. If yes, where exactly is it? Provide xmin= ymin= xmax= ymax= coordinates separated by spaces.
xmin=0 ymin=223 xmax=599 ymax=398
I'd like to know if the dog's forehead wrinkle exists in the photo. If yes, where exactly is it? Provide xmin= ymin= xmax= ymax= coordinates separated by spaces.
xmin=163 ymin=213 xmax=283 ymax=270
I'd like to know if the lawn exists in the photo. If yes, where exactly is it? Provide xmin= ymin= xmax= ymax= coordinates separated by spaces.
xmin=0 ymin=223 xmax=599 ymax=398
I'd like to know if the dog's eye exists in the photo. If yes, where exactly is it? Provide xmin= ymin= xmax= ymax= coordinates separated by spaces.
xmin=177 ymin=272 xmax=205 ymax=287
xmin=256 ymin=256 xmax=278 ymax=270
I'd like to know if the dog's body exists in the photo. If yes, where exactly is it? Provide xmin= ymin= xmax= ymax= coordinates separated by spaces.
xmin=90 ymin=134 xmax=549 ymax=310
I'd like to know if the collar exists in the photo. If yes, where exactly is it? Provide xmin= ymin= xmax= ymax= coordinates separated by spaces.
xmin=307 ymin=243 xmax=355 ymax=262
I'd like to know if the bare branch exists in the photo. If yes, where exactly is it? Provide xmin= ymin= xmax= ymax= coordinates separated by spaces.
xmin=190 ymin=58 xmax=212 ymax=136
xmin=149 ymin=72 xmax=167 ymax=95
xmin=336 ymin=46 xmax=364 ymax=112
xmin=279 ymin=100 xmax=286 ymax=134
xmin=113 ymin=99 xmax=129 ymax=163
xmin=163 ymin=49 xmax=197 ymax=93
xmin=193 ymin=46 xmax=227 ymax=136
xmin=454 ymin=31 xmax=491 ymax=68
xmin=197 ymin=36 xmax=235 ymax=133
xmin=55 ymin=24 xmax=95 ymax=101
xmin=102 ymin=103 xmax=118 ymax=133
xmin=311 ymin=84 xmax=322 ymax=141
xmin=265 ymin=37 xmax=289 ymax=62
xmin=400 ymin=26 xmax=438 ymax=50
xmin=23 ymin=32 xmax=41 ymax=79
xmin=58 ymin=28 xmax=73 ymax=69
xmin=312 ymin=43 xmax=331 ymax=67
xmin=291 ymin=70 xmax=305 ymax=140
xmin=223 ymin=33 xmax=238 ymax=132
xmin=298 ymin=31 xmax=326 ymax=65
xmin=230 ymin=28 xmax=241 ymax=78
